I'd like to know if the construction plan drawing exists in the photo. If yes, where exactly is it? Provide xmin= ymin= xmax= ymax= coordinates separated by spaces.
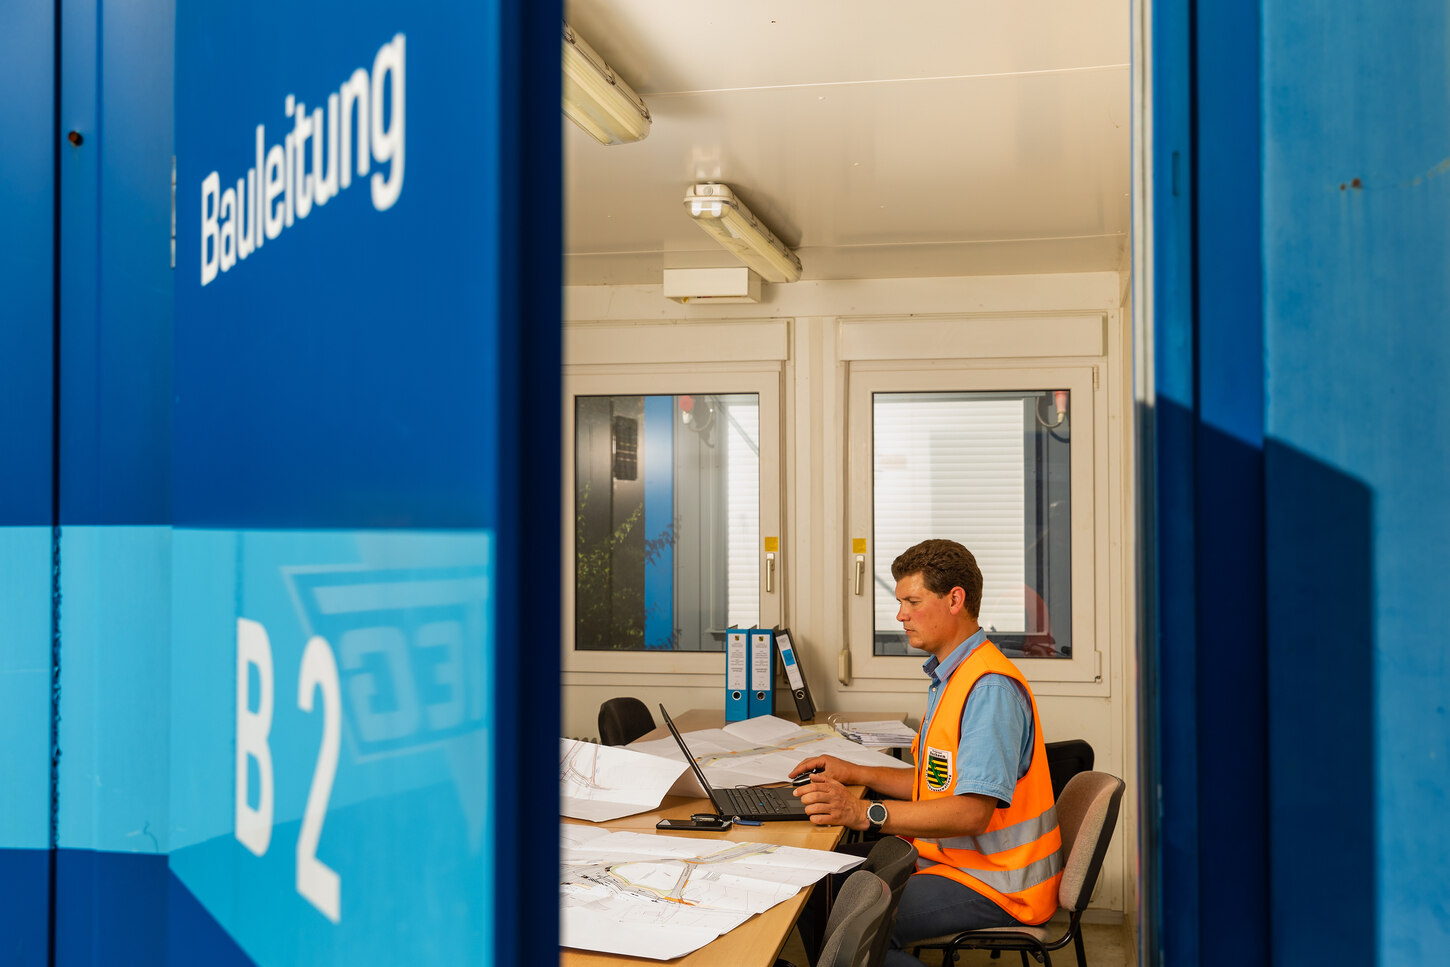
xmin=560 ymin=738 xmax=691 ymax=822
xmin=560 ymin=825 xmax=865 ymax=960
xmin=626 ymin=714 xmax=913 ymax=797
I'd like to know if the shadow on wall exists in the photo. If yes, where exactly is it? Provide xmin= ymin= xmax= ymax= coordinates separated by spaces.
xmin=1149 ymin=399 xmax=1376 ymax=965
xmin=1264 ymin=439 xmax=1375 ymax=964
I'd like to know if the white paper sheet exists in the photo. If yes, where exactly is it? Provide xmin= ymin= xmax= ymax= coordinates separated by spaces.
xmin=559 ymin=828 xmax=865 ymax=960
xmin=627 ymin=715 xmax=913 ymax=796
xmin=559 ymin=738 xmax=691 ymax=822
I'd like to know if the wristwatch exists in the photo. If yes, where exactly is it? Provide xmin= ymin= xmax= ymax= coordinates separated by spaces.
xmin=866 ymin=800 xmax=889 ymax=834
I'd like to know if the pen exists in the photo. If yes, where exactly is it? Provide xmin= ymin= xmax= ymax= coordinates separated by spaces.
xmin=732 ymin=817 xmax=763 ymax=826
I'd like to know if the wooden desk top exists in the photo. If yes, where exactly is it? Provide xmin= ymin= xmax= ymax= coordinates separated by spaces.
xmin=560 ymin=710 xmax=875 ymax=966
xmin=560 ymin=809 xmax=848 ymax=967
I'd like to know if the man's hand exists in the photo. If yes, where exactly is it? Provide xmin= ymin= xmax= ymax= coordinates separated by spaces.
xmin=788 ymin=753 xmax=855 ymax=786
xmin=793 ymin=775 xmax=870 ymax=830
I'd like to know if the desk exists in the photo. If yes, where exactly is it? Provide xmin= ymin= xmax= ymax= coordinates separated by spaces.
xmin=560 ymin=709 xmax=895 ymax=966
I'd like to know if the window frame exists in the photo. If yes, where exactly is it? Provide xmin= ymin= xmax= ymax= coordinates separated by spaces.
xmin=846 ymin=361 xmax=1106 ymax=687
xmin=562 ymin=365 xmax=783 ymax=679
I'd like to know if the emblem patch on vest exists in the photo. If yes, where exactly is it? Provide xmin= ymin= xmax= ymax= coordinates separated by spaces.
xmin=924 ymin=746 xmax=953 ymax=792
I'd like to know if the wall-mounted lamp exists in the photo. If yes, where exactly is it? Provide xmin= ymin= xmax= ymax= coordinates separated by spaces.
xmin=683 ymin=184 xmax=802 ymax=283
xmin=562 ymin=22 xmax=651 ymax=145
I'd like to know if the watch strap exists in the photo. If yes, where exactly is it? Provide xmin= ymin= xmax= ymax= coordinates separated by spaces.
xmin=867 ymin=800 xmax=887 ymax=834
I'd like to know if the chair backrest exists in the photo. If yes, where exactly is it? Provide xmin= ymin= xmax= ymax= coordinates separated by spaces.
xmin=1044 ymin=739 xmax=1095 ymax=799
xmin=1053 ymin=771 xmax=1125 ymax=912
xmin=597 ymin=697 xmax=655 ymax=746
xmin=818 ymin=870 xmax=893 ymax=967
xmin=858 ymin=836 xmax=917 ymax=967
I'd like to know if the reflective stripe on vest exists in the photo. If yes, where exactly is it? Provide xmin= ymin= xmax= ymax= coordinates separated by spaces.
xmin=916 ymin=850 xmax=1064 ymax=895
xmin=916 ymin=805 xmax=1059 ymax=856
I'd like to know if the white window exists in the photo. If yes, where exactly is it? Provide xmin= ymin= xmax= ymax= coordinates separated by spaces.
xmin=848 ymin=364 xmax=1103 ymax=685
xmin=562 ymin=321 xmax=785 ymax=680
xmin=573 ymin=392 xmax=761 ymax=651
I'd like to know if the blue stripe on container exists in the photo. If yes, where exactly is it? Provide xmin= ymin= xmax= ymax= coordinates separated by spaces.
xmin=643 ymin=396 xmax=675 ymax=649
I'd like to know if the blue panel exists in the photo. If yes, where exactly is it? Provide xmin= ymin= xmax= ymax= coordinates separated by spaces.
xmin=0 ymin=528 xmax=54 ymax=852
xmin=643 ymin=396 xmax=675 ymax=649
xmin=1264 ymin=444 xmax=1375 ymax=964
xmin=0 ymin=849 xmax=51 ymax=963
xmin=170 ymin=529 xmax=492 ymax=964
xmin=58 ymin=0 xmax=173 ymax=525
xmin=1192 ymin=0 xmax=1268 ymax=962
xmin=53 ymin=526 xmax=171 ymax=961
xmin=54 ymin=850 xmax=168 ymax=967
xmin=1148 ymin=0 xmax=1197 ymax=961
xmin=56 ymin=527 xmax=172 ymax=854
xmin=0 ymin=0 xmax=55 ymax=526
xmin=488 ymin=5 xmax=561 ymax=964
xmin=168 ymin=870 xmax=257 ymax=967
xmin=173 ymin=3 xmax=499 ymax=529
xmin=1263 ymin=3 xmax=1450 ymax=960
xmin=0 ymin=5 xmax=55 ymax=957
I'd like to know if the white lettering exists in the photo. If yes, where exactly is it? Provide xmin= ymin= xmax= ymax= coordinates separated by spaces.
xmin=253 ymin=126 xmax=266 ymax=251
xmin=264 ymin=142 xmax=286 ymax=240
xmin=339 ymin=68 xmax=369 ymax=191
xmin=236 ymin=171 xmax=256 ymax=260
xmin=312 ymin=99 xmax=338 ymax=207
xmin=219 ymin=186 xmax=237 ymax=273
xmin=234 ymin=618 xmax=275 ymax=857
xmin=370 ymin=34 xmax=405 ymax=211
xmin=293 ymin=100 xmax=314 ymax=219
xmin=297 ymin=635 xmax=342 ymax=923
xmin=197 ymin=33 xmax=405 ymax=285
xmin=200 ymin=171 xmax=220 ymax=286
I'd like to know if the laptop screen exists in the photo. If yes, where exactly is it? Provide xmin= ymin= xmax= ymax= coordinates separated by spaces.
xmin=658 ymin=704 xmax=727 ymax=816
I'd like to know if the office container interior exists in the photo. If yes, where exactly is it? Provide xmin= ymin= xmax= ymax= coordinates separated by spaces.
xmin=560 ymin=0 xmax=1140 ymax=956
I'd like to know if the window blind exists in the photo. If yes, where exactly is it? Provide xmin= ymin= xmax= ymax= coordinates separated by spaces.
xmin=872 ymin=395 xmax=1027 ymax=636
xmin=726 ymin=402 xmax=760 ymax=628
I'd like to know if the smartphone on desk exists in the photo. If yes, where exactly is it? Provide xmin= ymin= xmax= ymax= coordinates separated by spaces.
xmin=656 ymin=816 xmax=733 ymax=831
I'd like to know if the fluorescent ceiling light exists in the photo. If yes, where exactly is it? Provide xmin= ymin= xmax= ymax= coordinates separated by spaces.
xmin=562 ymin=22 xmax=650 ymax=145
xmin=683 ymin=184 xmax=802 ymax=284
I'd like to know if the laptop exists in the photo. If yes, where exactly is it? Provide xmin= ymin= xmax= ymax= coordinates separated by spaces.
xmin=659 ymin=704 xmax=811 ymax=822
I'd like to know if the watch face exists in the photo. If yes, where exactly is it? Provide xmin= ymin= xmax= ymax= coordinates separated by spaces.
xmin=868 ymin=802 xmax=887 ymax=824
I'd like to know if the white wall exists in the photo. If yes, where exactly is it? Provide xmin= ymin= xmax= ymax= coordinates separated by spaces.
xmin=561 ymin=271 xmax=1138 ymax=919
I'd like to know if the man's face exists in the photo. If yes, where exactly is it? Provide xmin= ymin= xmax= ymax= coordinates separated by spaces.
xmin=894 ymin=572 xmax=963 ymax=658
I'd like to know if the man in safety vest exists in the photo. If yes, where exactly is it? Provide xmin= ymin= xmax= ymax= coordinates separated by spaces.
xmin=791 ymin=539 xmax=1062 ymax=965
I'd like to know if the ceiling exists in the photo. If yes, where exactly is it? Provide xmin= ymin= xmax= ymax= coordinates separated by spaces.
xmin=564 ymin=1 xmax=1131 ymax=286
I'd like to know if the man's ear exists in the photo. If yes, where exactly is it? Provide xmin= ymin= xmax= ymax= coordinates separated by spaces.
xmin=949 ymin=586 xmax=966 ymax=614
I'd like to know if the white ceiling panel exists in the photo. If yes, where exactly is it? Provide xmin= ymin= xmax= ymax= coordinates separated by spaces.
xmin=564 ymin=1 xmax=1131 ymax=285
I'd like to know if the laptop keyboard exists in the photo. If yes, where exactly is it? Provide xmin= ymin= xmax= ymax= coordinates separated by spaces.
xmin=720 ymin=786 xmax=793 ymax=815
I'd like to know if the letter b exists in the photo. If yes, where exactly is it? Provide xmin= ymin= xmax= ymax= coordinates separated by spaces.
xmin=235 ymin=617 xmax=275 ymax=856
xmin=201 ymin=172 xmax=220 ymax=286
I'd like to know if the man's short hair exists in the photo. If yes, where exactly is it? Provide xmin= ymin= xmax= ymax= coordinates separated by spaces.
xmin=891 ymin=539 xmax=983 ymax=618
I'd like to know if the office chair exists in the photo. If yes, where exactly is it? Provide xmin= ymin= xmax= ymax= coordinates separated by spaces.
xmin=1044 ymin=739 xmax=1095 ymax=800
xmin=779 ymin=870 xmax=892 ymax=967
xmin=910 ymin=771 xmax=1126 ymax=967
xmin=858 ymin=836 xmax=918 ymax=967
xmin=597 ymin=697 xmax=655 ymax=746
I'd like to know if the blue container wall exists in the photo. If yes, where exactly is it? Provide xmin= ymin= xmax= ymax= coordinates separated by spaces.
xmin=1262 ymin=2 xmax=1450 ymax=962
xmin=1155 ymin=0 xmax=1450 ymax=964
xmin=0 ymin=0 xmax=56 ymax=961
xmin=2 ymin=0 xmax=560 ymax=962
xmin=54 ymin=0 xmax=175 ymax=961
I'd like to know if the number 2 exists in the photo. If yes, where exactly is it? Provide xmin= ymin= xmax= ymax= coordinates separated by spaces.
xmin=297 ymin=634 xmax=342 ymax=923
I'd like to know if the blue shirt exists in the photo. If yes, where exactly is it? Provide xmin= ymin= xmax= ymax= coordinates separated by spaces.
xmin=920 ymin=628 xmax=1034 ymax=806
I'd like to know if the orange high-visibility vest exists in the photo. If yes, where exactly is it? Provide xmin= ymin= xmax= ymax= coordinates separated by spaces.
xmin=909 ymin=639 xmax=1062 ymax=924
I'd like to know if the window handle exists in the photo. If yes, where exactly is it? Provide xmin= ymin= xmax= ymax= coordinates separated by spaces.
xmin=766 ymin=552 xmax=776 ymax=594
xmin=854 ymin=556 xmax=865 ymax=596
